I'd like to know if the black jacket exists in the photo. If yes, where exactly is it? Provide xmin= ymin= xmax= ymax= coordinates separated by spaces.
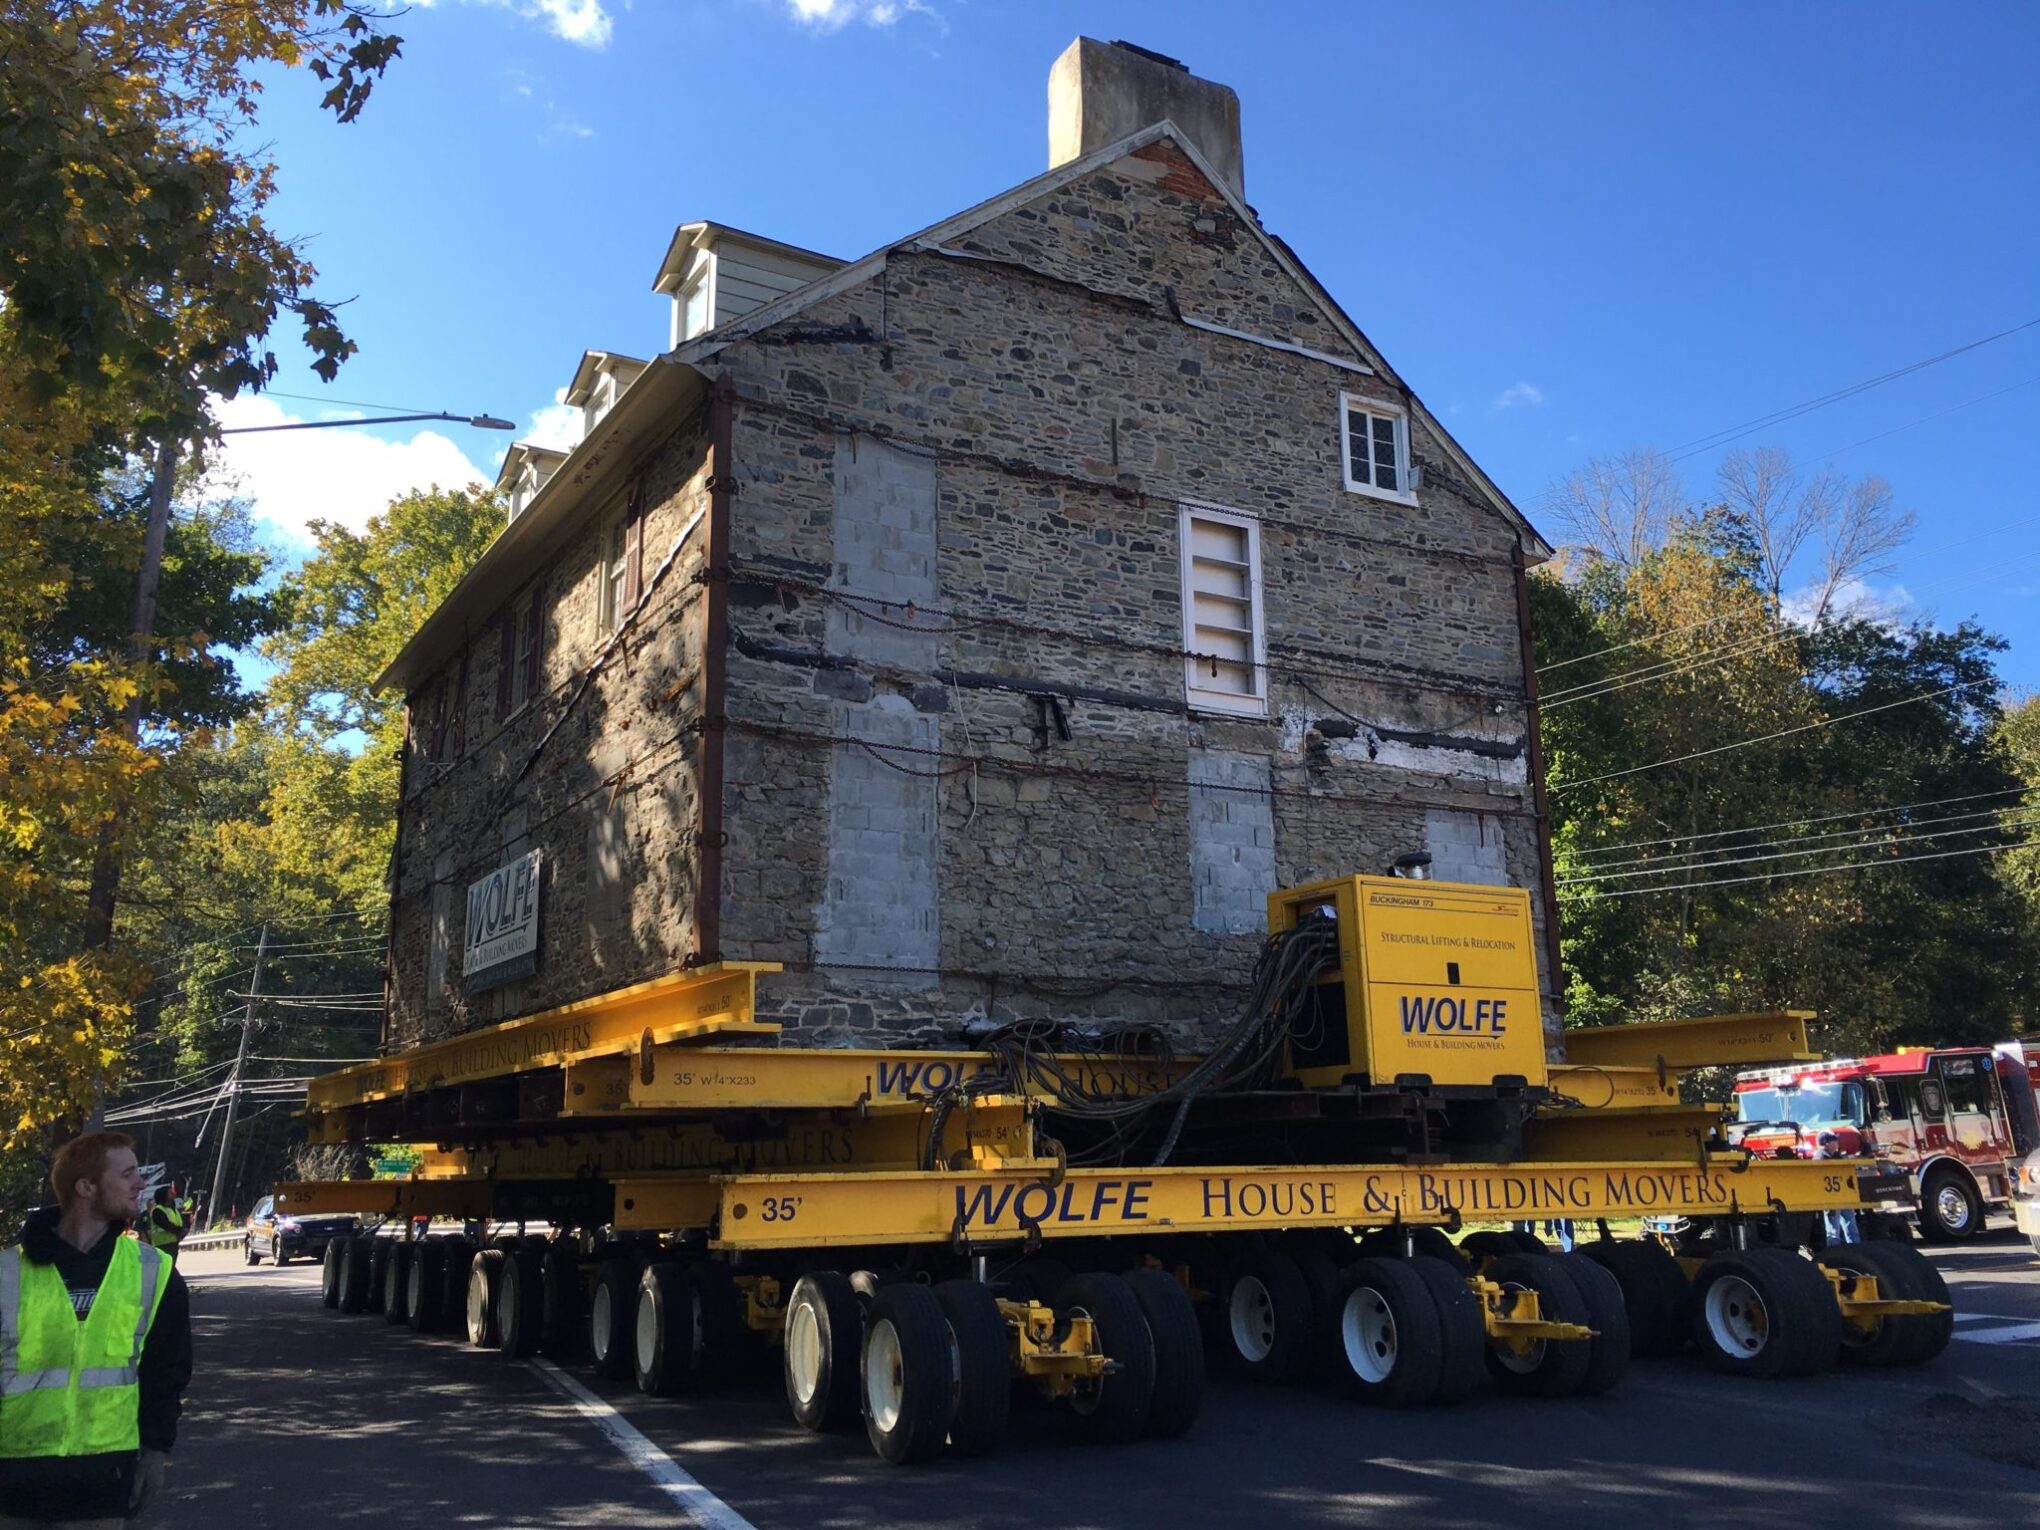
xmin=0 ymin=1206 xmax=193 ymax=1522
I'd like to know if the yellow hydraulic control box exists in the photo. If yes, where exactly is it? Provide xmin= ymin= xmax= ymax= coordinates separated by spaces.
xmin=1267 ymin=875 xmax=1547 ymax=1092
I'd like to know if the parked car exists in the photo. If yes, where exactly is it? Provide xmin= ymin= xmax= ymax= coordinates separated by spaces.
xmin=244 ymin=1195 xmax=356 ymax=1266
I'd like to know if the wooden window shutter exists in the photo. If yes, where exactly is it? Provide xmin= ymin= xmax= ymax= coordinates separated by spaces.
xmin=496 ymin=612 xmax=515 ymax=719
xmin=623 ymin=480 xmax=646 ymax=612
xmin=427 ymin=679 xmax=449 ymax=760
xmin=523 ymin=593 xmax=544 ymax=702
xmin=450 ymin=651 xmax=470 ymax=757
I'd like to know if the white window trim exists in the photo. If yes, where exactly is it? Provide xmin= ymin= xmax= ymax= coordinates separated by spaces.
xmin=1339 ymin=391 xmax=1418 ymax=506
xmin=585 ymin=370 xmax=618 ymax=435
xmin=598 ymin=508 xmax=627 ymax=634
xmin=1177 ymin=500 xmax=1268 ymax=718
xmin=509 ymin=592 xmax=538 ymax=717
xmin=672 ymin=252 xmax=718 ymax=346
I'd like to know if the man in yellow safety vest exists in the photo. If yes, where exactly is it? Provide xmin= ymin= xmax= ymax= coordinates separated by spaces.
xmin=0 ymin=1131 xmax=193 ymax=1527
xmin=142 ymin=1191 xmax=184 ymax=1264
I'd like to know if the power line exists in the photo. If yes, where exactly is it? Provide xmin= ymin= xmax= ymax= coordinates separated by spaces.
xmin=1567 ymin=782 xmax=2040 ymax=863
xmin=1662 ymin=316 xmax=2040 ymax=463
xmin=1807 ymin=373 xmax=2040 ymax=465
xmin=1559 ymin=808 xmax=2040 ymax=885
xmin=1548 ymin=678 xmax=1997 ymax=796
xmin=1559 ymin=834 xmax=2040 ymax=902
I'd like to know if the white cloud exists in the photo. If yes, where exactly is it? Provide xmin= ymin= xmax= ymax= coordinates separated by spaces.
xmin=427 ymin=0 xmax=613 ymax=48
xmin=1491 ymin=381 xmax=1546 ymax=413
xmin=201 ymin=393 xmax=491 ymax=545
xmin=524 ymin=388 xmax=584 ymax=452
xmin=784 ymin=0 xmax=943 ymax=31
xmin=1782 ymin=576 xmax=1916 ymax=629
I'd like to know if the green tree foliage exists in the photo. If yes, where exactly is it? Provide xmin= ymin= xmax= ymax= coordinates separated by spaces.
xmin=1537 ymin=491 xmax=2036 ymax=1055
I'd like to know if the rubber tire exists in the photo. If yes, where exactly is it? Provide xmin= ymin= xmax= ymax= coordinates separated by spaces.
xmin=860 ymin=1282 xmax=954 ymax=1465
xmin=539 ymin=1243 xmax=583 ymax=1358
xmin=1289 ymin=1243 xmax=1346 ymax=1380
xmin=275 ymin=1246 xmax=292 ymax=1267
xmin=382 ymin=1243 xmax=413 ymax=1326
xmin=243 ymin=1236 xmax=259 ymax=1267
xmin=634 ymin=1263 xmax=697 ymax=1396
xmin=1915 ymin=1167 xmax=1984 ymax=1243
xmin=1054 ymin=1272 xmax=1157 ymax=1444
xmin=1690 ymin=1248 xmax=1842 ymax=1379
xmin=1484 ymin=1253 xmax=1594 ymax=1398
xmin=365 ymin=1240 xmax=391 ymax=1315
xmin=1404 ymin=1256 xmax=1487 ymax=1405
xmin=439 ymin=1241 xmax=475 ymax=1334
xmin=320 ymin=1239 xmax=343 ymax=1308
xmin=338 ymin=1236 xmax=373 ymax=1314
xmin=1001 ymin=1257 xmax=1076 ymax=1305
xmin=688 ymin=1261 xmax=751 ymax=1387
xmin=589 ymin=1259 xmax=640 ymax=1382
xmin=1816 ymin=1241 xmax=1953 ymax=1367
xmin=467 ymin=1248 xmax=506 ymax=1348
xmin=1356 ymin=1227 xmax=1472 ymax=1273
xmin=498 ymin=1246 xmax=544 ymax=1358
xmin=1331 ymin=1257 xmax=1445 ymax=1409
xmin=1553 ymin=1253 xmax=1631 ymax=1396
xmin=407 ymin=1240 xmax=447 ymax=1332
xmin=783 ymin=1271 xmax=864 ymax=1431
xmin=933 ymin=1280 xmax=1011 ymax=1457
xmin=1222 ymin=1249 xmax=1316 ymax=1384
xmin=1121 ymin=1268 xmax=1205 ymax=1438
xmin=1577 ymin=1239 xmax=1690 ymax=1358
xmin=1458 ymin=1231 xmax=1524 ymax=1265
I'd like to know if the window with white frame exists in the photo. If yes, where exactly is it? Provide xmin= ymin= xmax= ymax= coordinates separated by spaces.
xmin=1179 ymin=504 xmax=1266 ymax=714
xmin=1340 ymin=392 xmax=1414 ymax=501
xmin=679 ymin=269 xmax=713 ymax=342
xmin=586 ymin=370 xmax=618 ymax=434
xmin=507 ymin=461 xmax=539 ymax=521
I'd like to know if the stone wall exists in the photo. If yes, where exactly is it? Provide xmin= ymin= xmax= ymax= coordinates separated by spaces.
xmin=385 ymin=414 xmax=714 ymax=1048
xmin=708 ymin=141 xmax=1557 ymax=1050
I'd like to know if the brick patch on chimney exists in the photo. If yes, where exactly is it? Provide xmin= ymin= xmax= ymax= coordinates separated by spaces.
xmin=1130 ymin=141 xmax=1225 ymax=207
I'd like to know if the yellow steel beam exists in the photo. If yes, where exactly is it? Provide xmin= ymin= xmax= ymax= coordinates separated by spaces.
xmin=1558 ymin=1011 xmax=1818 ymax=1072
xmin=304 ymin=963 xmax=780 ymax=1112
xmin=275 ymin=1179 xmax=497 ymax=1218
xmin=699 ymin=1156 xmax=1880 ymax=1250
xmin=609 ymin=1176 xmax=725 ymax=1231
xmin=1546 ymin=1064 xmax=1682 ymax=1110
xmin=628 ymin=1044 xmax=1183 ymax=1113
xmin=1521 ymin=1105 xmax=1731 ymax=1162
xmin=396 ymin=1104 xmax=1034 ymax=1181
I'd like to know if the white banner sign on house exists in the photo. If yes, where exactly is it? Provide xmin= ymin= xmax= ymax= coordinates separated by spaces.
xmin=464 ymin=849 xmax=542 ymax=991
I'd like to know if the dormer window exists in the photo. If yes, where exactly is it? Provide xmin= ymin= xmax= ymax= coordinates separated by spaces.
xmin=678 ymin=268 xmax=713 ymax=343
xmin=508 ymin=464 xmax=539 ymax=521
xmin=585 ymin=370 xmax=619 ymax=434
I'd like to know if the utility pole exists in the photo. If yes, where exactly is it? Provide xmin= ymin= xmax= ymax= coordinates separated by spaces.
xmin=209 ymin=922 xmax=265 ymax=1218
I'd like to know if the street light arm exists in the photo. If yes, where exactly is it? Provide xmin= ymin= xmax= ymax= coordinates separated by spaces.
xmin=220 ymin=411 xmax=518 ymax=434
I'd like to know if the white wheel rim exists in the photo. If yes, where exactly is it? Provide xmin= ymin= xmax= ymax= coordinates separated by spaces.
xmin=1704 ymin=1274 xmax=1770 ymax=1356
xmin=636 ymin=1287 xmax=659 ymax=1374
xmin=1490 ymin=1284 xmax=1546 ymax=1374
xmin=866 ymin=1318 xmax=906 ymax=1434
xmin=591 ymin=1286 xmax=613 ymax=1361
xmin=1935 ymin=1184 xmax=1969 ymax=1230
xmin=467 ymin=1269 xmax=487 ymax=1340
xmin=408 ymin=1260 xmax=423 ymax=1307
xmin=1340 ymin=1286 xmax=1398 ymax=1384
xmin=1229 ymin=1276 xmax=1277 ymax=1364
xmin=788 ymin=1302 xmax=824 ymax=1406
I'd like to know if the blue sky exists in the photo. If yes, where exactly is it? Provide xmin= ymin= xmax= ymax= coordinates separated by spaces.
xmin=216 ymin=0 xmax=2040 ymax=690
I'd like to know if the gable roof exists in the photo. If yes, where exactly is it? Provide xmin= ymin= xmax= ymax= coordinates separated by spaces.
xmin=674 ymin=119 xmax=1550 ymax=561
xmin=379 ymin=120 xmax=1549 ymax=696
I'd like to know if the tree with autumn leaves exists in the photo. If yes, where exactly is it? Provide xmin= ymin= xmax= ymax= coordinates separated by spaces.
xmin=0 ymin=1 xmax=402 ymax=1155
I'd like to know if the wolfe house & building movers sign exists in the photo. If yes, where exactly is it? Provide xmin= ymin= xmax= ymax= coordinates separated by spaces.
xmin=465 ymin=850 xmax=542 ymax=992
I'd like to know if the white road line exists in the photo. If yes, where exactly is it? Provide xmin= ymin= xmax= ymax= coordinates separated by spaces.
xmin=1953 ymin=1320 xmax=2040 ymax=1345
xmin=531 ymin=1358 xmax=761 ymax=1530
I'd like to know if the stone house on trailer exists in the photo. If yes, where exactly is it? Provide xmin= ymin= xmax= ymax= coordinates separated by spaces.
xmin=377 ymin=39 xmax=1561 ymax=1060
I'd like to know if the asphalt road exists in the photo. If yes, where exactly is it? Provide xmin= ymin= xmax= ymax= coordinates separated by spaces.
xmin=151 ymin=1232 xmax=2040 ymax=1530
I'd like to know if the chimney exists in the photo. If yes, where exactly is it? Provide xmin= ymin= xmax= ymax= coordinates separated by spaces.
xmin=1048 ymin=38 xmax=1244 ymax=201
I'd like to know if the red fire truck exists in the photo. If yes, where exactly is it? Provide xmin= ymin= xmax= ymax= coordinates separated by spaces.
xmin=1733 ymin=1042 xmax=2040 ymax=1241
